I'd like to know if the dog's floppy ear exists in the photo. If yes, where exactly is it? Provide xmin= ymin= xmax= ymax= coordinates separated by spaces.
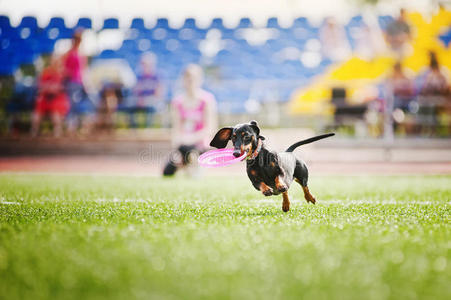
xmin=210 ymin=127 xmax=233 ymax=148
xmin=249 ymin=120 xmax=260 ymax=136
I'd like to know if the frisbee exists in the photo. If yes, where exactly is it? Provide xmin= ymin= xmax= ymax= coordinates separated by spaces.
xmin=198 ymin=148 xmax=247 ymax=168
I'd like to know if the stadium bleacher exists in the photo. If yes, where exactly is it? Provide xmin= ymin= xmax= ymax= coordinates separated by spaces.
xmin=0 ymin=16 xmax=330 ymax=75
xmin=0 ymin=14 xmax=449 ymax=113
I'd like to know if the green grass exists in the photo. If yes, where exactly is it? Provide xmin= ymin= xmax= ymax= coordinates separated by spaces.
xmin=0 ymin=174 xmax=450 ymax=300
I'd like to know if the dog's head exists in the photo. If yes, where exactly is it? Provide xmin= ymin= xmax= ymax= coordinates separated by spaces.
xmin=210 ymin=120 xmax=265 ymax=159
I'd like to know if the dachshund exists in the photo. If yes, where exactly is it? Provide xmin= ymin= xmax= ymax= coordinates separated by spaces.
xmin=210 ymin=120 xmax=334 ymax=212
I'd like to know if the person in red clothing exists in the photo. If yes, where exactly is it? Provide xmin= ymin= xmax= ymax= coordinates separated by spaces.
xmin=31 ymin=55 xmax=70 ymax=137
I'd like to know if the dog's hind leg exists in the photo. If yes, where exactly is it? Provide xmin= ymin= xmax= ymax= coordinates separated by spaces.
xmin=294 ymin=161 xmax=316 ymax=204
xmin=282 ymin=191 xmax=290 ymax=212
xmin=296 ymin=181 xmax=316 ymax=204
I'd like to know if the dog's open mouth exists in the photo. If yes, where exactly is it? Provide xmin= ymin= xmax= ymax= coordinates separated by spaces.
xmin=242 ymin=147 xmax=254 ymax=160
xmin=242 ymin=150 xmax=250 ymax=161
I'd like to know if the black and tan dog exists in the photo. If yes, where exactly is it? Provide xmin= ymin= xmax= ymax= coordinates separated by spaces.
xmin=210 ymin=121 xmax=334 ymax=212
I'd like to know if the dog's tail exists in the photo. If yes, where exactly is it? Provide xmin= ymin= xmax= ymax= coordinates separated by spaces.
xmin=285 ymin=133 xmax=335 ymax=152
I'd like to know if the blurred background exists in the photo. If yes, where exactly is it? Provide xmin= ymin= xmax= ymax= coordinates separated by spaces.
xmin=0 ymin=0 xmax=450 ymax=175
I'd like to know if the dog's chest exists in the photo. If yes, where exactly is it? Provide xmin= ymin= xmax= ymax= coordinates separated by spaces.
xmin=247 ymin=161 xmax=282 ymax=188
xmin=247 ymin=151 xmax=296 ymax=189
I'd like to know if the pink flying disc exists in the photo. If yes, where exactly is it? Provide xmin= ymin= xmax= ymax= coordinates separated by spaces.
xmin=198 ymin=148 xmax=247 ymax=168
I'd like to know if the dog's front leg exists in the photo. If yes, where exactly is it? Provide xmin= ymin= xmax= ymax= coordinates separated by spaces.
xmin=282 ymin=191 xmax=290 ymax=212
xmin=275 ymin=175 xmax=288 ymax=193
xmin=259 ymin=182 xmax=273 ymax=196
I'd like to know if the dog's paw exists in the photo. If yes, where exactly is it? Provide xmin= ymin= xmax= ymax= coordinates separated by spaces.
xmin=276 ymin=184 xmax=288 ymax=193
xmin=262 ymin=188 xmax=273 ymax=196
xmin=282 ymin=201 xmax=290 ymax=212
xmin=305 ymin=194 xmax=316 ymax=204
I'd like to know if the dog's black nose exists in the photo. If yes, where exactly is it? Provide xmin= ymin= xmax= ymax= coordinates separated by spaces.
xmin=233 ymin=150 xmax=241 ymax=158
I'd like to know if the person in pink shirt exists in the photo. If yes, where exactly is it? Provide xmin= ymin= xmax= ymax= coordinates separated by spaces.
xmin=163 ymin=64 xmax=218 ymax=176
xmin=63 ymin=30 xmax=94 ymax=134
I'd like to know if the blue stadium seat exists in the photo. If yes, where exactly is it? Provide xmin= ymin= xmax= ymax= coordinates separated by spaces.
xmin=118 ymin=50 xmax=139 ymax=69
xmin=155 ymin=18 xmax=170 ymax=29
xmin=292 ymin=17 xmax=309 ymax=28
xmin=47 ymin=17 xmax=65 ymax=29
xmin=120 ymin=39 xmax=138 ymax=53
xmin=165 ymin=28 xmax=179 ymax=39
xmin=17 ymin=50 xmax=37 ymax=65
xmin=45 ymin=17 xmax=73 ymax=39
xmin=266 ymin=38 xmax=289 ymax=51
xmin=290 ymin=17 xmax=317 ymax=40
xmin=0 ymin=17 xmax=18 ymax=39
xmin=7 ymin=38 xmax=38 ymax=65
xmin=0 ymin=62 xmax=17 ymax=75
xmin=221 ymin=28 xmax=235 ymax=39
xmin=1 ymin=38 xmax=14 ymax=52
xmin=18 ymin=16 xmax=39 ymax=30
xmin=131 ymin=18 xmax=146 ymax=30
xmin=179 ymin=39 xmax=201 ymax=52
xmin=266 ymin=17 xmax=280 ymax=29
xmin=0 ymin=28 xmax=19 ymax=39
xmin=103 ymin=18 xmax=119 ymax=29
xmin=209 ymin=18 xmax=225 ymax=30
xmin=207 ymin=18 xmax=235 ymax=38
xmin=151 ymin=18 xmax=178 ymax=39
xmin=182 ymin=18 xmax=196 ymax=29
xmin=0 ymin=49 xmax=18 ymax=75
xmin=0 ymin=15 xmax=11 ymax=29
xmin=35 ymin=36 xmax=55 ymax=54
xmin=179 ymin=18 xmax=206 ymax=39
xmin=131 ymin=27 xmax=151 ymax=39
xmin=151 ymin=28 xmax=167 ymax=40
xmin=17 ymin=16 xmax=40 ymax=37
xmin=75 ymin=17 xmax=92 ymax=29
xmin=97 ymin=49 xmax=124 ymax=59
xmin=178 ymin=28 xmax=195 ymax=40
xmin=237 ymin=18 xmax=252 ymax=29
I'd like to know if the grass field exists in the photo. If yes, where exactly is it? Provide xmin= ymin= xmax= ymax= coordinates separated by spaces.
xmin=0 ymin=174 xmax=450 ymax=300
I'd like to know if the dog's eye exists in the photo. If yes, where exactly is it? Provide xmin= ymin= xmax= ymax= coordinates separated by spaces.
xmin=244 ymin=136 xmax=252 ymax=143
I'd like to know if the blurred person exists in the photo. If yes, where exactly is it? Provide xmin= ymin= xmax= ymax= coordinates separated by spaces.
xmin=31 ymin=55 xmax=70 ymax=137
xmin=97 ymin=82 xmax=123 ymax=134
xmin=63 ymin=29 xmax=94 ymax=135
xmin=386 ymin=62 xmax=416 ymax=134
xmin=130 ymin=52 xmax=162 ymax=128
xmin=419 ymin=51 xmax=451 ymax=135
xmin=163 ymin=64 xmax=217 ymax=177
xmin=6 ymin=71 xmax=36 ymax=135
xmin=385 ymin=9 xmax=412 ymax=58
xmin=388 ymin=62 xmax=416 ymax=111
xmin=85 ymin=58 xmax=136 ymax=133
xmin=420 ymin=51 xmax=450 ymax=97
xmin=319 ymin=17 xmax=351 ymax=62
